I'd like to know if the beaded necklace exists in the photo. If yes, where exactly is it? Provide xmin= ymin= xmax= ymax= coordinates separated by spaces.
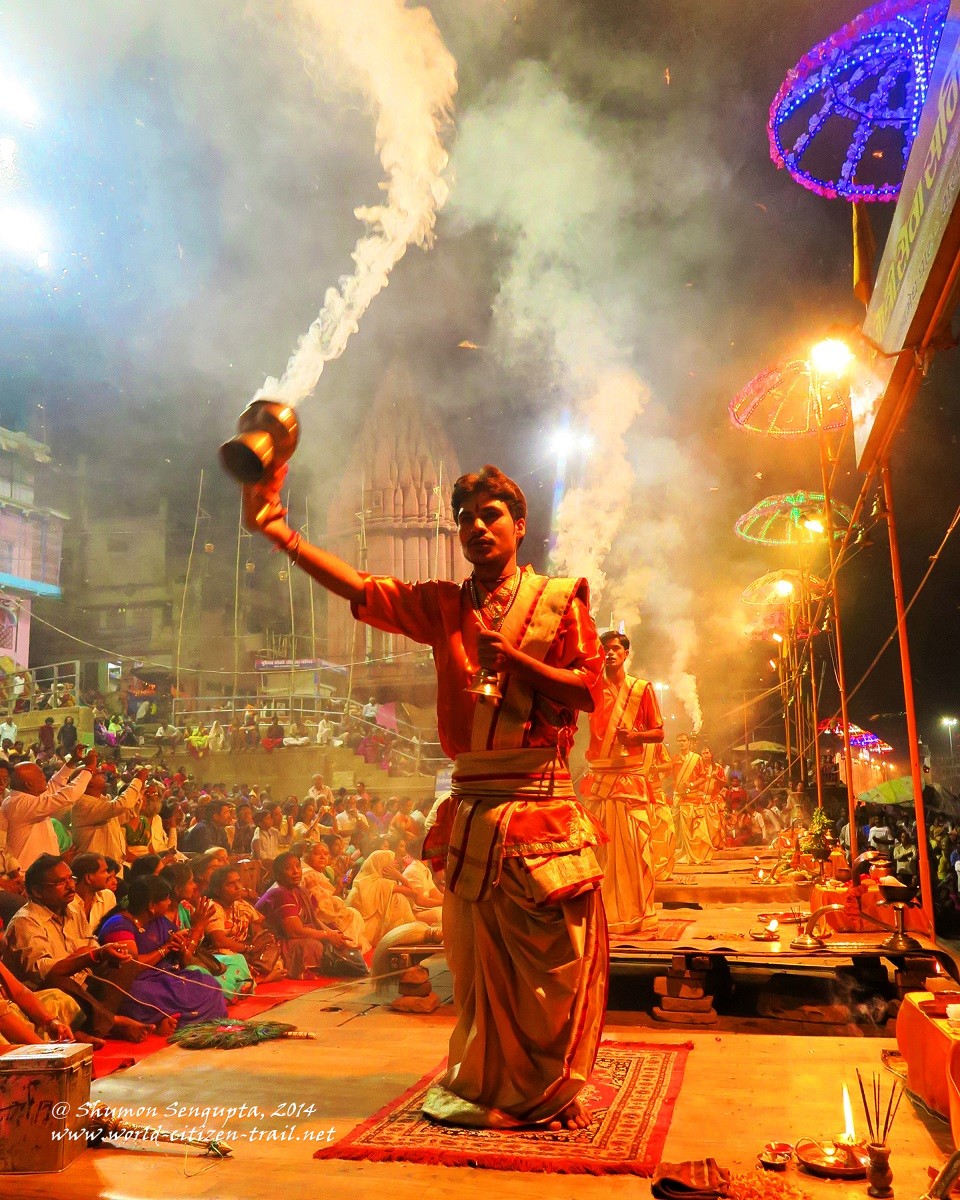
xmin=470 ymin=569 xmax=521 ymax=632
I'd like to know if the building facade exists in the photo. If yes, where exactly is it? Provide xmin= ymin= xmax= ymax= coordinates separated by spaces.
xmin=325 ymin=362 xmax=462 ymax=700
xmin=0 ymin=427 xmax=65 ymax=667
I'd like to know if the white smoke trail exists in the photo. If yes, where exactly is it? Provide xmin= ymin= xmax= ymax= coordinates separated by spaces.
xmin=256 ymin=0 xmax=457 ymax=405
xmin=605 ymin=448 xmax=706 ymax=733
xmin=551 ymin=370 xmax=646 ymax=601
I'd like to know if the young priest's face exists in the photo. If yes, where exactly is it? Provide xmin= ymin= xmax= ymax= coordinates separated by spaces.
xmin=457 ymin=493 xmax=525 ymax=570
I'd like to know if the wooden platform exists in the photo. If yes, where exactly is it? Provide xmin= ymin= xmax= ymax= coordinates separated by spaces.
xmin=13 ymin=960 xmax=956 ymax=1199
xmin=608 ymin=900 xmax=957 ymax=978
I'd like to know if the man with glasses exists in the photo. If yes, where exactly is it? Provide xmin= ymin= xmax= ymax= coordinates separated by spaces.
xmin=3 ymin=854 xmax=156 ymax=1041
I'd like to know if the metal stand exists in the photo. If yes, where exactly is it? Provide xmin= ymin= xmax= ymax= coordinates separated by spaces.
xmin=878 ymin=902 xmax=923 ymax=952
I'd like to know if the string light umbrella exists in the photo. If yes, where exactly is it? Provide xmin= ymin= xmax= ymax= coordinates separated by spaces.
xmin=736 ymin=492 xmax=857 ymax=812
xmin=731 ymin=361 xmax=849 ymax=437
xmin=740 ymin=568 xmax=828 ymax=607
xmin=735 ymin=491 xmax=855 ymax=546
xmin=768 ymin=0 xmax=950 ymax=202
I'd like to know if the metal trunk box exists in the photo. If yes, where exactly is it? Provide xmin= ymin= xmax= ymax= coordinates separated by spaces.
xmin=0 ymin=1041 xmax=92 ymax=1173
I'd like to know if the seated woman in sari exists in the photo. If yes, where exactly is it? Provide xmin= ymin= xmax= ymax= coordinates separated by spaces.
xmin=98 ymin=875 xmax=228 ymax=1028
xmin=261 ymin=720 xmax=285 ymax=752
xmin=255 ymin=852 xmax=366 ymax=979
xmin=346 ymin=849 xmax=442 ymax=949
xmin=205 ymin=865 xmax=285 ymax=983
xmin=159 ymin=861 xmax=254 ymax=1002
xmin=298 ymin=841 xmax=369 ymax=953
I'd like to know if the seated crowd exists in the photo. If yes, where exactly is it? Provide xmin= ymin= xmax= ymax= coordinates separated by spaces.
xmin=0 ymin=749 xmax=442 ymax=1048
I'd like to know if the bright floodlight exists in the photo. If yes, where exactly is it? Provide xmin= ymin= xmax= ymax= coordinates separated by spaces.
xmin=774 ymin=578 xmax=795 ymax=597
xmin=0 ymin=75 xmax=39 ymax=126
xmin=36 ymin=250 xmax=50 ymax=269
xmin=803 ymin=516 xmax=825 ymax=534
xmin=0 ymin=206 xmax=49 ymax=261
xmin=550 ymin=428 xmax=592 ymax=456
xmin=772 ymin=632 xmax=784 ymax=643
xmin=810 ymin=338 xmax=853 ymax=379
xmin=943 ymin=717 xmax=959 ymax=728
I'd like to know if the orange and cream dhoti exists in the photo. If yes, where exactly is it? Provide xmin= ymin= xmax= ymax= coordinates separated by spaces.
xmin=638 ymin=741 xmax=677 ymax=881
xmin=582 ymin=676 xmax=659 ymax=935
xmin=423 ymin=748 xmax=608 ymax=1128
xmin=673 ymin=751 xmax=713 ymax=866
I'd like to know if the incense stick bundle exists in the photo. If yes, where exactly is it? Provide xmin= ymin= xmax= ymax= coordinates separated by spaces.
xmin=855 ymin=1070 xmax=903 ymax=1145
xmin=856 ymin=1069 xmax=876 ymax=1142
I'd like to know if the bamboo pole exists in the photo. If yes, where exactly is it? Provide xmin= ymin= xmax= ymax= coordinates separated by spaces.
xmin=880 ymin=461 xmax=935 ymax=931
xmin=175 ymin=469 xmax=204 ymax=705
xmin=813 ymin=375 xmax=858 ymax=864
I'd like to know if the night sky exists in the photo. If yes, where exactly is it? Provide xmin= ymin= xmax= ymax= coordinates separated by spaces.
xmin=1 ymin=1 xmax=958 ymax=761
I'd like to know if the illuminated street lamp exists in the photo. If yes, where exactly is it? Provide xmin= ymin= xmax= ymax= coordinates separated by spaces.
xmin=943 ymin=716 xmax=958 ymax=764
xmin=809 ymin=337 xmax=854 ymax=379
xmin=548 ymin=418 xmax=593 ymax=568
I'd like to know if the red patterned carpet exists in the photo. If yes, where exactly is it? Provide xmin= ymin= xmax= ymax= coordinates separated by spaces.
xmin=314 ymin=1040 xmax=692 ymax=1174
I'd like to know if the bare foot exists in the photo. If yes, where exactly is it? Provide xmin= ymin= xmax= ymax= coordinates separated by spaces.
xmin=547 ymin=1099 xmax=591 ymax=1132
xmin=111 ymin=1016 xmax=152 ymax=1043
xmin=151 ymin=1016 xmax=177 ymax=1038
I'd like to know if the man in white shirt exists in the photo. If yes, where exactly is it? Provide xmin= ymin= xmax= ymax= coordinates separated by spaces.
xmin=868 ymin=819 xmax=894 ymax=851
xmin=72 ymin=766 xmax=147 ymax=863
xmin=154 ymin=723 xmax=182 ymax=752
xmin=307 ymin=774 xmax=334 ymax=809
xmin=0 ymin=717 xmax=17 ymax=749
xmin=2 ymin=760 xmax=91 ymax=872
xmin=336 ymin=795 xmax=370 ymax=843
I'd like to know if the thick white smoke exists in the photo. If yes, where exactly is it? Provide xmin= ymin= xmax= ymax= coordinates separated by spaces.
xmin=449 ymin=61 xmax=704 ymax=729
xmin=551 ymin=371 xmax=646 ymax=600
xmin=256 ymin=0 xmax=457 ymax=405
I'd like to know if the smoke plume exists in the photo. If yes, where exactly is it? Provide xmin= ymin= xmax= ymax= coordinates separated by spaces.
xmin=256 ymin=0 xmax=457 ymax=406
xmin=448 ymin=59 xmax=706 ymax=727
xmin=551 ymin=371 xmax=645 ymax=600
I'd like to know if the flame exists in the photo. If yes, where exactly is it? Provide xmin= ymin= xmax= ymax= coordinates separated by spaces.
xmin=841 ymin=1084 xmax=856 ymax=1143
xmin=766 ymin=919 xmax=779 ymax=934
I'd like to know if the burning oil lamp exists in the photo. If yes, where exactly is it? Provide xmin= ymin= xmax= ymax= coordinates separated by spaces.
xmin=750 ymin=918 xmax=781 ymax=942
xmin=795 ymin=1086 xmax=868 ymax=1179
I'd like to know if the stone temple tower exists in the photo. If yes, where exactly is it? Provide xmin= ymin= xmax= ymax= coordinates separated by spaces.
xmin=325 ymin=361 xmax=463 ymax=695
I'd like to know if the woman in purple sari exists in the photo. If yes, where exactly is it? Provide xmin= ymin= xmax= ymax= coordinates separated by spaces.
xmin=98 ymin=875 xmax=228 ymax=1028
